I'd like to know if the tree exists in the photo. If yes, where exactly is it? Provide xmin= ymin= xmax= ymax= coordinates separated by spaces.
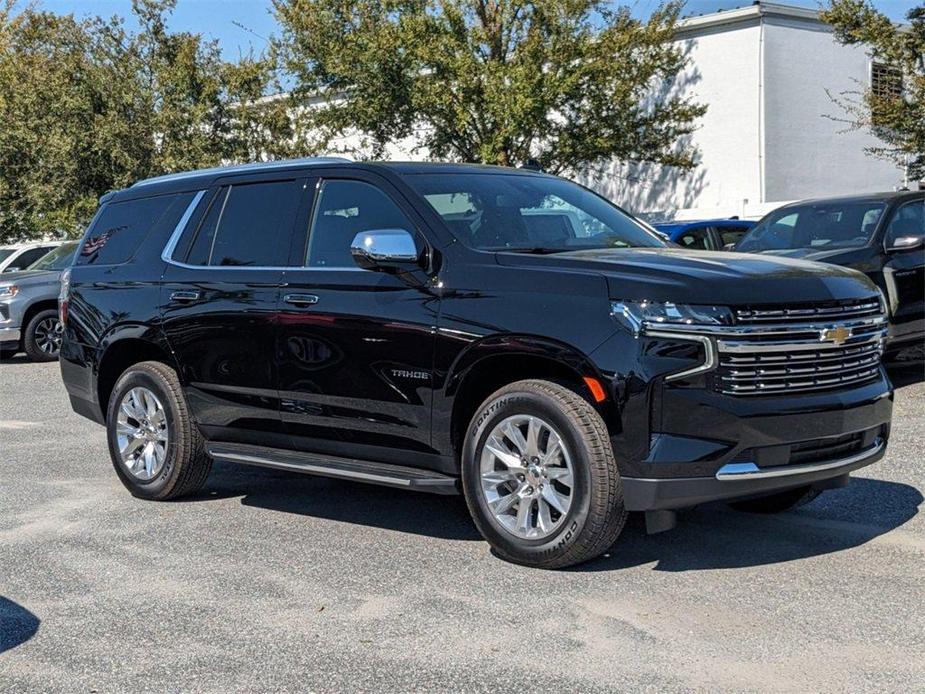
xmin=271 ymin=0 xmax=705 ymax=174
xmin=821 ymin=0 xmax=925 ymax=181
xmin=0 ymin=0 xmax=294 ymax=243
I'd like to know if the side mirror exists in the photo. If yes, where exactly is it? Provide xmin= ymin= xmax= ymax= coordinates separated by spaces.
xmin=886 ymin=235 xmax=924 ymax=252
xmin=350 ymin=229 xmax=421 ymax=272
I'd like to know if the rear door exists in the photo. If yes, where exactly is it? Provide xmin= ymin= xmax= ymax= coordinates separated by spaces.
xmin=277 ymin=170 xmax=441 ymax=467
xmin=160 ymin=174 xmax=309 ymax=448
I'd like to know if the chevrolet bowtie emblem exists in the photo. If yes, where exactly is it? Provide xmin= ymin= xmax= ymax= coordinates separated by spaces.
xmin=821 ymin=326 xmax=852 ymax=346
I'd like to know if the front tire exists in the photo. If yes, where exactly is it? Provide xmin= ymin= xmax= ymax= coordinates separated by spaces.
xmin=729 ymin=485 xmax=821 ymax=514
xmin=461 ymin=380 xmax=626 ymax=569
xmin=23 ymin=309 xmax=62 ymax=361
xmin=106 ymin=360 xmax=211 ymax=500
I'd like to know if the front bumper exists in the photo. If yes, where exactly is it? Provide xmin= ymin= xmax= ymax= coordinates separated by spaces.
xmin=0 ymin=326 xmax=21 ymax=345
xmin=623 ymin=435 xmax=886 ymax=511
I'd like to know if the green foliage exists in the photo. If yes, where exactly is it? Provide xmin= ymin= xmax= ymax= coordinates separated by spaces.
xmin=821 ymin=0 xmax=925 ymax=180
xmin=0 ymin=0 xmax=295 ymax=243
xmin=271 ymin=0 xmax=705 ymax=174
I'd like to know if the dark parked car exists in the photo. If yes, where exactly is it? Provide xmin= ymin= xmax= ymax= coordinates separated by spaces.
xmin=736 ymin=192 xmax=924 ymax=358
xmin=654 ymin=218 xmax=756 ymax=250
xmin=60 ymin=159 xmax=892 ymax=568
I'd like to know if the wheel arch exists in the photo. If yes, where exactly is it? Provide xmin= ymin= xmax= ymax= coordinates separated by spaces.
xmin=444 ymin=335 xmax=620 ymax=457
xmin=21 ymin=299 xmax=59 ymax=336
xmin=96 ymin=329 xmax=180 ymax=418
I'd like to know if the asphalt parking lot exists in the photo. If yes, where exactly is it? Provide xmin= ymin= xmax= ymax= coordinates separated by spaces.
xmin=1 ymin=357 xmax=923 ymax=692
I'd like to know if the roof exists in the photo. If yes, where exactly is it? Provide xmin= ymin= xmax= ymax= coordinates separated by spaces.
xmin=373 ymin=161 xmax=551 ymax=176
xmin=131 ymin=157 xmax=351 ymax=189
xmin=677 ymin=2 xmax=821 ymax=34
xmin=774 ymin=191 xmax=923 ymax=209
xmin=654 ymin=218 xmax=756 ymax=232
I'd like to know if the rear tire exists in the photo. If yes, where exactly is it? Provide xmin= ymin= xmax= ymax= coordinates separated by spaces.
xmin=106 ymin=360 xmax=211 ymax=500
xmin=23 ymin=309 xmax=61 ymax=361
xmin=729 ymin=485 xmax=821 ymax=514
xmin=461 ymin=379 xmax=626 ymax=569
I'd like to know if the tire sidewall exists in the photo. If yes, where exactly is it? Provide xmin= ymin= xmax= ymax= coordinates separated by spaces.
xmin=461 ymin=388 xmax=595 ymax=564
xmin=106 ymin=367 xmax=179 ymax=499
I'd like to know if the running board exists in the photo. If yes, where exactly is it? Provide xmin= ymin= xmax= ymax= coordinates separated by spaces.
xmin=207 ymin=443 xmax=459 ymax=495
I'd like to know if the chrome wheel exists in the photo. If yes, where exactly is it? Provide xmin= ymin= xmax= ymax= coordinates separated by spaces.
xmin=116 ymin=387 xmax=168 ymax=481
xmin=33 ymin=317 xmax=62 ymax=355
xmin=479 ymin=414 xmax=574 ymax=540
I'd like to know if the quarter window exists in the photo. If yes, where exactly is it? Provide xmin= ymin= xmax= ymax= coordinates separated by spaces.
xmin=306 ymin=180 xmax=418 ymax=268
xmin=78 ymin=194 xmax=178 ymax=266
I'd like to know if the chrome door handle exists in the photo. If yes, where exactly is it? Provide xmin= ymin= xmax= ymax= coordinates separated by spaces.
xmin=170 ymin=290 xmax=200 ymax=302
xmin=284 ymin=293 xmax=319 ymax=306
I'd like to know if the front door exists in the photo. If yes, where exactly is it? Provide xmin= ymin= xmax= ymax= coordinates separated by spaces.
xmin=161 ymin=176 xmax=308 ymax=447
xmin=277 ymin=172 xmax=441 ymax=468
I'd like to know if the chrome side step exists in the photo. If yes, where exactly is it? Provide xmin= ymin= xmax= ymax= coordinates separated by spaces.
xmin=207 ymin=443 xmax=459 ymax=495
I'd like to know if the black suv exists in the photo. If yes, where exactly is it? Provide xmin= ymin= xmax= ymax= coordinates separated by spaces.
xmin=736 ymin=191 xmax=924 ymax=359
xmin=60 ymin=159 xmax=893 ymax=568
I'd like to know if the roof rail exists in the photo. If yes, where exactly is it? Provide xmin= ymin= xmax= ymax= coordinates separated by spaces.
xmin=131 ymin=157 xmax=352 ymax=188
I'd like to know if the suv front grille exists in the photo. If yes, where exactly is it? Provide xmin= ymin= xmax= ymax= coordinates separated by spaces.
xmin=735 ymin=298 xmax=881 ymax=323
xmin=711 ymin=302 xmax=887 ymax=396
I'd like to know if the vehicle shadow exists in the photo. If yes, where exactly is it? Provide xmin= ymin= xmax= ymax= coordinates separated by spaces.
xmin=578 ymin=477 xmax=921 ymax=572
xmin=198 ymin=460 xmax=481 ymax=541
xmin=0 ymin=354 xmax=29 ymax=365
xmin=887 ymin=361 xmax=924 ymax=389
xmin=0 ymin=596 xmax=40 ymax=654
xmin=199 ymin=463 xmax=921 ymax=568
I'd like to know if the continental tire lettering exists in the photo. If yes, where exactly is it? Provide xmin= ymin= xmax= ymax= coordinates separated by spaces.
xmin=538 ymin=520 xmax=580 ymax=558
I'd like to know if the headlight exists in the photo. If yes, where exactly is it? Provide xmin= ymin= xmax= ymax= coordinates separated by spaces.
xmin=612 ymin=301 xmax=733 ymax=335
xmin=0 ymin=284 xmax=17 ymax=299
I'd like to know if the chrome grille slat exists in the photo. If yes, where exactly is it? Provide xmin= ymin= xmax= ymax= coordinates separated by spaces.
xmin=716 ymin=301 xmax=886 ymax=396
xmin=736 ymin=299 xmax=881 ymax=323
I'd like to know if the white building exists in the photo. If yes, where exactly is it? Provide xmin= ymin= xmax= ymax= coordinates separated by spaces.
xmin=582 ymin=1 xmax=906 ymax=221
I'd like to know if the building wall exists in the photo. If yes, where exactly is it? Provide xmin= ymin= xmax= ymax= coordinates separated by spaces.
xmin=761 ymin=15 xmax=903 ymax=202
xmin=582 ymin=19 xmax=764 ymax=221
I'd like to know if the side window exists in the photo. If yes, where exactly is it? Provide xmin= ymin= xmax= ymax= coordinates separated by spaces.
xmin=307 ymin=180 xmax=417 ymax=268
xmin=884 ymin=200 xmax=924 ymax=245
xmin=678 ymin=226 xmax=712 ymax=250
xmin=719 ymin=227 xmax=747 ymax=247
xmin=77 ymin=194 xmax=177 ymax=265
xmin=11 ymin=247 xmax=49 ymax=269
xmin=185 ymin=180 xmax=303 ymax=267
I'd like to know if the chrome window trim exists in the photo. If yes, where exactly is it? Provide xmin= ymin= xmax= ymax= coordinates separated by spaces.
xmin=645 ymin=330 xmax=716 ymax=382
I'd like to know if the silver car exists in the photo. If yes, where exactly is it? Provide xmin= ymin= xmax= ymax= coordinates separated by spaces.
xmin=0 ymin=241 xmax=79 ymax=361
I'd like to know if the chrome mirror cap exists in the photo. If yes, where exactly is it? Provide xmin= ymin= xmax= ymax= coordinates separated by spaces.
xmin=886 ymin=235 xmax=924 ymax=252
xmin=350 ymin=229 xmax=419 ymax=271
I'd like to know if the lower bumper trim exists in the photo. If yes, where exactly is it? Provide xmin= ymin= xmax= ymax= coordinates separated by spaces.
xmin=622 ymin=438 xmax=886 ymax=512
xmin=715 ymin=439 xmax=884 ymax=480
xmin=0 ymin=326 xmax=21 ymax=344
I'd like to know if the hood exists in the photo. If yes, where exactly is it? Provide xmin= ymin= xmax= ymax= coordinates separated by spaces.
xmin=495 ymin=248 xmax=878 ymax=305
xmin=0 ymin=269 xmax=62 ymax=289
xmin=754 ymin=247 xmax=858 ymax=262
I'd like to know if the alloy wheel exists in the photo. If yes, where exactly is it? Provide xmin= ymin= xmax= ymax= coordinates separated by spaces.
xmin=34 ymin=317 xmax=62 ymax=356
xmin=479 ymin=414 xmax=574 ymax=540
xmin=116 ymin=387 xmax=169 ymax=481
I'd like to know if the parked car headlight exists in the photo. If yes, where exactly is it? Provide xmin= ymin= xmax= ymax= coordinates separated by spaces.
xmin=612 ymin=301 xmax=733 ymax=334
xmin=0 ymin=284 xmax=18 ymax=299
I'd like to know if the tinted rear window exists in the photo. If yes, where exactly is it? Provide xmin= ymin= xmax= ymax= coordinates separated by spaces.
xmin=184 ymin=180 xmax=302 ymax=267
xmin=78 ymin=194 xmax=179 ymax=265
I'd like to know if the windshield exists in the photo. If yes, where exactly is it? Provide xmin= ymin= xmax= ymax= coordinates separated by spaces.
xmin=737 ymin=201 xmax=886 ymax=253
xmin=0 ymin=248 xmax=15 ymax=264
xmin=28 ymin=242 xmax=77 ymax=271
xmin=404 ymin=173 xmax=665 ymax=252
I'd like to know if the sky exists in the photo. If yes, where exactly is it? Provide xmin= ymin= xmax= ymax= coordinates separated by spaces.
xmin=25 ymin=0 xmax=920 ymax=61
